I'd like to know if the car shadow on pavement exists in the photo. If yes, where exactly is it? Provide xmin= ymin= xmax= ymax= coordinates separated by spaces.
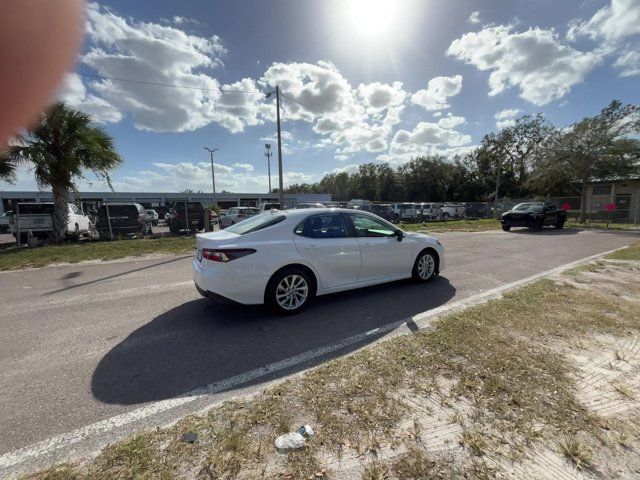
xmin=91 ymin=276 xmax=456 ymax=405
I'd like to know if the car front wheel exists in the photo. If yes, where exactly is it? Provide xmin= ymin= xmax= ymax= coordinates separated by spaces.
xmin=412 ymin=250 xmax=437 ymax=282
xmin=266 ymin=268 xmax=313 ymax=314
xmin=502 ymin=224 xmax=511 ymax=231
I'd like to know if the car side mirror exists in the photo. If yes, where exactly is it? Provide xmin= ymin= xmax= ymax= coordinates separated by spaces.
xmin=395 ymin=229 xmax=404 ymax=241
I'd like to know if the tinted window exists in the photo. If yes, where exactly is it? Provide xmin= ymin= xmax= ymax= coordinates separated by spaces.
xmin=295 ymin=214 xmax=348 ymax=239
xmin=225 ymin=213 xmax=285 ymax=235
xmin=349 ymin=214 xmax=396 ymax=237
xmin=18 ymin=204 xmax=54 ymax=215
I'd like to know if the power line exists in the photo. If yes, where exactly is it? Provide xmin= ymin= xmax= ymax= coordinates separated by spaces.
xmin=76 ymin=72 xmax=261 ymax=94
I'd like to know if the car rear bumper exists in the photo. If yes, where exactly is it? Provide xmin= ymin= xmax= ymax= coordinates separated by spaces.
xmin=192 ymin=258 xmax=269 ymax=305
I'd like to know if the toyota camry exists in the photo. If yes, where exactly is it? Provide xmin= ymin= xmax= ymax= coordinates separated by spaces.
xmin=192 ymin=208 xmax=444 ymax=314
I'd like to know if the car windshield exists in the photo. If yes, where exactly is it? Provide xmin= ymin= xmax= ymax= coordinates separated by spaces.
xmin=225 ymin=213 xmax=285 ymax=235
xmin=513 ymin=203 xmax=543 ymax=212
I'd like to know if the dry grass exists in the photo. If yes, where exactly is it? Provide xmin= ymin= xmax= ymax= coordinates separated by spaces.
xmin=24 ymin=256 xmax=640 ymax=479
xmin=606 ymin=241 xmax=640 ymax=260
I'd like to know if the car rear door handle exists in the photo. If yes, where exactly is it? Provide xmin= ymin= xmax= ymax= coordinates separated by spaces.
xmin=303 ymin=244 xmax=318 ymax=251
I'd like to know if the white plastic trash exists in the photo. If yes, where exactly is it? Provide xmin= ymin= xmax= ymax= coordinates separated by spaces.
xmin=275 ymin=432 xmax=306 ymax=452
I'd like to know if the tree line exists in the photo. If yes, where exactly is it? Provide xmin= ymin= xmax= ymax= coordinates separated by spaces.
xmin=285 ymin=100 xmax=640 ymax=220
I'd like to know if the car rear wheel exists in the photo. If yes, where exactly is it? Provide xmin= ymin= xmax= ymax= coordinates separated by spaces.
xmin=412 ymin=250 xmax=437 ymax=282
xmin=555 ymin=220 xmax=565 ymax=229
xmin=502 ymin=224 xmax=511 ymax=232
xmin=267 ymin=268 xmax=312 ymax=314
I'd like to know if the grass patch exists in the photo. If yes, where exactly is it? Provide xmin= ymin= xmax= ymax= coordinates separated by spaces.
xmin=25 ymin=261 xmax=640 ymax=478
xmin=400 ymin=218 xmax=501 ymax=233
xmin=0 ymin=236 xmax=195 ymax=270
xmin=606 ymin=241 xmax=640 ymax=261
xmin=565 ymin=220 xmax=640 ymax=231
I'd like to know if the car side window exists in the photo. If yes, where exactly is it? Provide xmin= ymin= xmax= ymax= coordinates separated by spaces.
xmin=295 ymin=214 xmax=348 ymax=239
xmin=349 ymin=214 xmax=396 ymax=237
xmin=69 ymin=205 xmax=79 ymax=215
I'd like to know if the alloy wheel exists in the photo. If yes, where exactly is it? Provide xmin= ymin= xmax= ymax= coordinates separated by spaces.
xmin=417 ymin=253 xmax=435 ymax=280
xmin=275 ymin=274 xmax=309 ymax=311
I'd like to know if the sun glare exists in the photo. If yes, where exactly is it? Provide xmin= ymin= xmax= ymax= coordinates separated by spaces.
xmin=347 ymin=0 xmax=398 ymax=36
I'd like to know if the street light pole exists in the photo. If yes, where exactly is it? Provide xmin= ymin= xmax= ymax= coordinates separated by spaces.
xmin=204 ymin=147 xmax=219 ymax=207
xmin=266 ymin=85 xmax=284 ymax=208
xmin=264 ymin=143 xmax=272 ymax=194
xmin=275 ymin=86 xmax=284 ymax=208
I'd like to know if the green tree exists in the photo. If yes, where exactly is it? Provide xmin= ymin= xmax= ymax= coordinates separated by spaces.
xmin=528 ymin=100 xmax=640 ymax=222
xmin=0 ymin=157 xmax=16 ymax=183
xmin=1 ymin=101 xmax=122 ymax=243
xmin=475 ymin=114 xmax=554 ymax=198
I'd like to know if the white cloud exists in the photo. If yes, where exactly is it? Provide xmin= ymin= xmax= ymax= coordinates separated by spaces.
xmin=232 ymin=162 xmax=255 ymax=172
xmin=79 ymin=3 xmax=271 ymax=133
xmin=411 ymin=75 xmax=463 ymax=111
xmin=112 ymin=161 xmax=312 ymax=193
xmin=260 ymin=61 xmax=404 ymax=156
xmin=468 ymin=11 xmax=481 ymax=25
xmin=494 ymin=108 xmax=521 ymax=129
xmin=567 ymin=0 xmax=640 ymax=44
xmin=379 ymin=116 xmax=472 ymax=164
xmin=356 ymin=81 xmax=406 ymax=113
xmin=447 ymin=25 xmax=602 ymax=105
xmin=58 ymin=73 xmax=122 ymax=124
xmin=614 ymin=49 xmax=640 ymax=76
xmin=329 ymin=164 xmax=360 ymax=174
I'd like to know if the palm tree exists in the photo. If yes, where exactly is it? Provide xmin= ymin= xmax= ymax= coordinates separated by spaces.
xmin=0 ymin=157 xmax=16 ymax=182
xmin=1 ymin=101 xmax=122 ymax=243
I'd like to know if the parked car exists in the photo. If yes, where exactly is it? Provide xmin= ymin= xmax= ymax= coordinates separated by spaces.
xmin=356 ymin=204 xmax=394 ymax=222
xmin=417 ymin=203 xmax=442 ymax=221
xmin=440 ymin=203 xmax=466 ymax=220
xmin=209 ymin=209 xmax=219 ymax=226
xmin=391 ymin=203 xmax=418 ymax=221
xmin=258 ymin=202 xmax=282 ymax=211
xmin=145 ymin=209 xmax=159 ymax=226
xmin=167 ymin=201 xmax=206 ymax=233
xmin=0 ymin=211 xmax=12 ymax=233
xmin=296 ymin=202 xmax=326 ymax=209
xmin=220 ymin=206 xmax=260 ymax=228
xmin=193 ymin=208 xmax=444 ymax=314
xmin=95 ymin=203 xmax=149 ymax=239
xmin=10 ymin=202 xmax=91 ymax=243
xmin=501 ymin=202 xmax=566 ymax=231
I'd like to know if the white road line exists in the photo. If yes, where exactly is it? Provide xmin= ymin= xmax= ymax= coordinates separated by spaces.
xmin=0 ymin=244 xmax=629 ymax=472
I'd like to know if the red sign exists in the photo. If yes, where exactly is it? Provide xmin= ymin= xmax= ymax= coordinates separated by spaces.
xmin=606 ymin=203 xmax=617 ymax=212
xmin=561 ymin=202 xmax=572 ymax=211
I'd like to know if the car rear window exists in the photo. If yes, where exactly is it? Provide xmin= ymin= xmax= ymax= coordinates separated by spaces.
xmin=18 ymin=204 xmax=55 ymax=215
xmin=226 ymin=213 xmax=285 ymax=235
xmin=99 ymin=204 xmax=139 ymax=217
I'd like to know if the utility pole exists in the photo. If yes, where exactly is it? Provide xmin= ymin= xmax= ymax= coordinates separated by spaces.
xmin=204 ymin=147 xmax=219 ymax=207
xmin=275 ymin=86 xmax=284 ymax=208
xmin=265 ymin=85 xmax=285 ymax=208
xmin=494 ymin=156 xmax=501 ymax=217
xmin=264 ymin=143 xmax=272 ymax=193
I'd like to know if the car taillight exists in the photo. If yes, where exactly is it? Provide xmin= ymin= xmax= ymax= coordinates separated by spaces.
xmin=201 ymin=248 xmax=256 ymax=262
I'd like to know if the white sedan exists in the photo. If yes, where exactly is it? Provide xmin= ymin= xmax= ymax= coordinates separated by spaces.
xmin=192 ymin=208 xmax=445 ymax=314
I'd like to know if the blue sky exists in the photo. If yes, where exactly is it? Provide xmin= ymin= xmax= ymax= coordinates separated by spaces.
xmin=7 ymin=0 xmax=640 ymax=193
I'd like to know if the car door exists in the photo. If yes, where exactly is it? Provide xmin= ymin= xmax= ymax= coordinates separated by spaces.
xmin=347 ymin=213 xmax=413 ymax=282
xmin=543 ymin=204 xmax=558 ymax=225
xmin=293 ymin=213 xmax=361 ymax=289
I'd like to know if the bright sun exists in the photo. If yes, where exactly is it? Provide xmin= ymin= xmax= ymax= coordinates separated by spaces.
xmin=347 ymin=0 xmax=398 ymax=36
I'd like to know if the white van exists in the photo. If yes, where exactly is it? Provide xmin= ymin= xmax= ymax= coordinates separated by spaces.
xmin=418 ymin=203 xmax=442 ymax=220
xmin=391 ymin=203 xmax=418 ymax=221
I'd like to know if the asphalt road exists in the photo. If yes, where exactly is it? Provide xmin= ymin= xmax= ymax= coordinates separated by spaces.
xmin=0 ymin=228 xmax=637 ymax=474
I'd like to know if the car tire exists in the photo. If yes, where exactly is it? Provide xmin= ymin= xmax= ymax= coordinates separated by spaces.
xmin=412 ymin=250 xmax=437 ymax=283
xmin=555 ymin=221 xmax=564 ymax=229
xmin=442 ymin=212 xmax=451 ymax=220
xmin=266 ymin=267 xmax=313 ymax=315
xmin=502 ymin=225 xmax=511 ymax=232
